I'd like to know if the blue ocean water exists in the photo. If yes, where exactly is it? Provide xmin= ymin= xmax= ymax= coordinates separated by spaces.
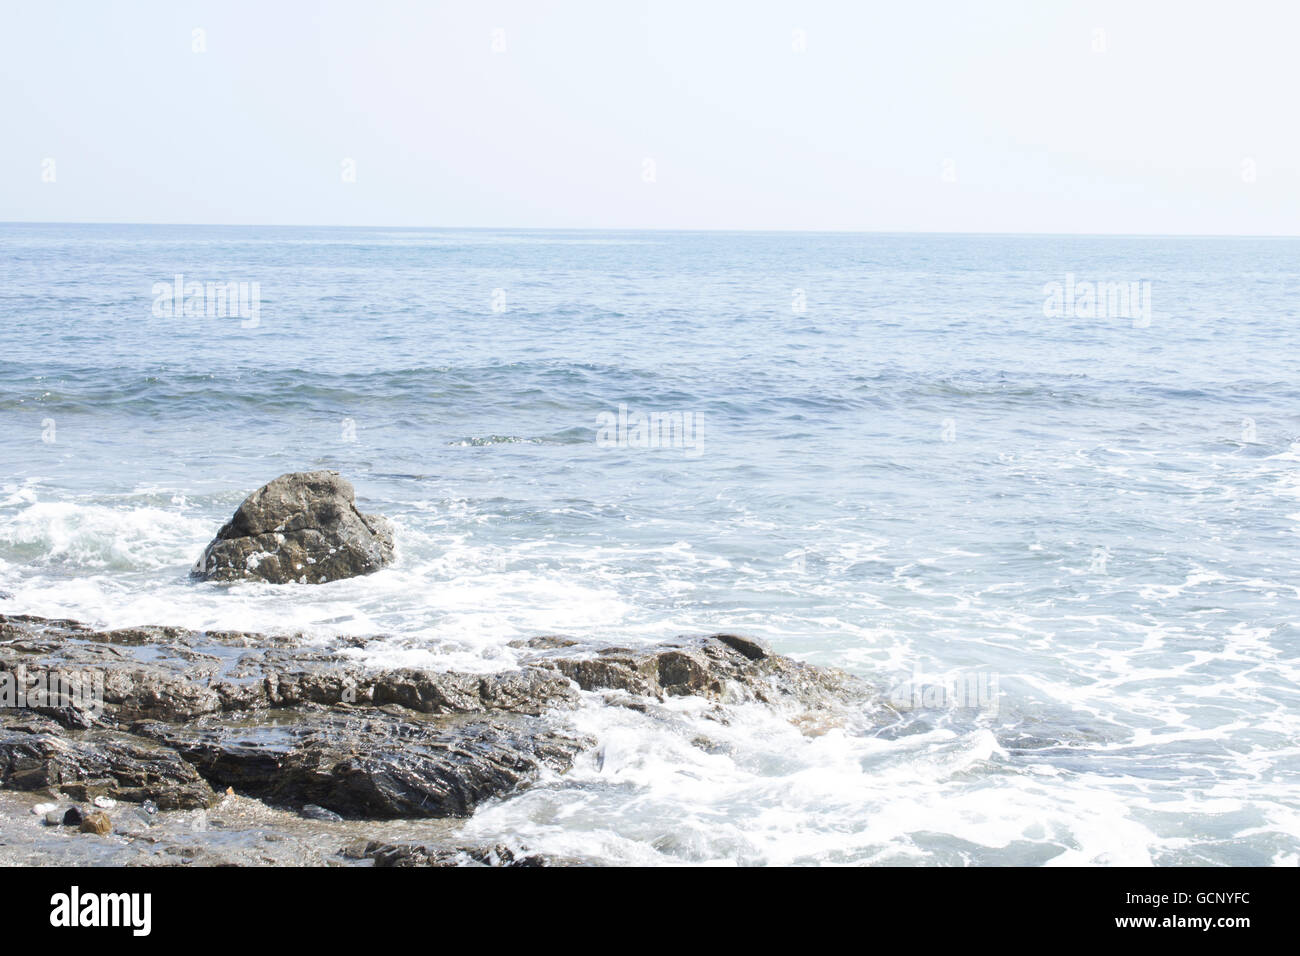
xmin=2 ymin=223 xmax=1299 ymax=865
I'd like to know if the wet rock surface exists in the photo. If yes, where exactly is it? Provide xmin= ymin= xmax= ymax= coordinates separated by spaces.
xmin=0 ymin=714 xmax=217 ymax=809
xmin=518 ymin=631 xmax=870 ymax=714
xmin=0 ymin=612 xmax=882 ymax=865
xmin=350 ymin=840 xmax=562 ymax=867
xmin=192 ymin=470 xmax=395 ymax=584
xmin=132 ymin=709 xmax=590 ymax=819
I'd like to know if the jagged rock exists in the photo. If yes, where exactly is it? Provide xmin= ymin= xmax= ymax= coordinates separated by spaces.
xmin=712 ymin=633 xmax=771 ymax=661
xmin=0 ymin=613 xmax=882 ymax=856
xmin=191 ymin=471 xmax=395 ymax=584
xmin=0 ymin=717 xmax=217 ymax=810
xmin=0 ymin=614 xmax=577 ymax=725
xmin=526 ymin=634 xmax=871 ymax=712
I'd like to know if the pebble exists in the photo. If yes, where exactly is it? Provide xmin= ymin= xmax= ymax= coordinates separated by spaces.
xmin=80 ymin=810 xmax=112 ymax=835
xmin=32 ymin=802 xmax=59 ymax=816
xmin=92 ymin=795 xmax=116 ymax=809
xmin=340 ymin=840 xmax=372 ymax=859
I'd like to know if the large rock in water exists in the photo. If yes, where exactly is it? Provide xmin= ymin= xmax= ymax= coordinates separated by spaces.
xmin=192 ymin=471 xmax=394 ymax=584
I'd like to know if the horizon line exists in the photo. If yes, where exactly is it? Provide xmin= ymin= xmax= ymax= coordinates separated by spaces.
xmin=2 ymin=219 xmax=1298 ymax=240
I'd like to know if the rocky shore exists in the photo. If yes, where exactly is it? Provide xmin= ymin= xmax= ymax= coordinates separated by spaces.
xmin=0 ymin=613 xmax=885 ymax=866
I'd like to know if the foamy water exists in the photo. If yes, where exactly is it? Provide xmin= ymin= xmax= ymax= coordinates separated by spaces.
xmin=2 ymin=224 xmax=1299 ymax=864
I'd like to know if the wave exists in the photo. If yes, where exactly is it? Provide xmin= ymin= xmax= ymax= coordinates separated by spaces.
xmin=0 ymin=500 xmax=212 ymax=571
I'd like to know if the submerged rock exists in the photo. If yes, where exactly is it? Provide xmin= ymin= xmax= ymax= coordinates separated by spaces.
xmin=191 ymin=471 xmax=395 ymax=584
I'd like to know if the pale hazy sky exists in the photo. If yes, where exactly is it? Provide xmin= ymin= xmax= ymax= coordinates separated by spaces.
xmin=2 ymin=1 xmax=1297 ymax=233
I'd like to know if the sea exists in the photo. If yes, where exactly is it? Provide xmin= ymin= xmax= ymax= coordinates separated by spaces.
xmin=2 ymin=222 xmax=1298 ymax=865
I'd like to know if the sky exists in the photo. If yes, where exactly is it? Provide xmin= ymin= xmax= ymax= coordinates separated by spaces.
xmin=1 ymin=0 xmax=1297 ymax=234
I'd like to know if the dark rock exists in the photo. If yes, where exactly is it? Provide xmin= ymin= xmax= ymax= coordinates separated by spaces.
xmin=0 ymin=723 xmax=219 ymax=816
xmin=0 ymin=720 xmax=217 ymax=810
xmin=546 ymin=652 xmax=659 ymax=696
xmin=529 ymin=633 xmax=870 ymax=711
xmin=191 ymin=471 xmax=395 ymax=584
xmin=712 ymin=633 xmax=771 ymax=661
xmin=0 ymin=615 xmax=576 ymax=725
xmin=0 ymin=613 xmax=882 ymax=847
xmin=62 ymin=806 xmax=83 ymax=826
xmin=134 ymin=708 xmax=591 ymax=820
xmin=100 ymin=666 xmax=223 ymax=723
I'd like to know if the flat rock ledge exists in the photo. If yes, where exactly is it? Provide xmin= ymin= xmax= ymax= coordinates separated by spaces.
xmin=0 ymin=614 xmax=881 ymax=864
xmin=192 ymin=471 xmax=395 ymax=585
